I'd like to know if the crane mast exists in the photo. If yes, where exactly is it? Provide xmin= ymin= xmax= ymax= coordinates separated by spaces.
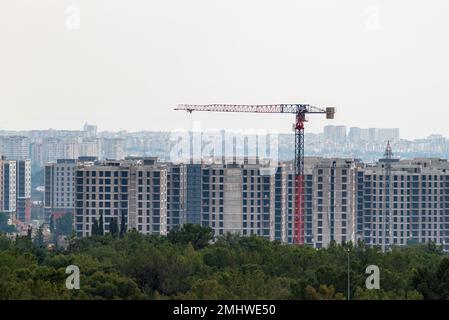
xmin=175 ymin=103 xmax=335 ymax=245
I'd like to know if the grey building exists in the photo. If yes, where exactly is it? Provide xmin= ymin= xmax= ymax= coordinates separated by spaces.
xmin=0 ymin=136 xmax=30 ymax=161
xmin=74 ymin=158 xmax=168 ymax=237
xmin=274 ymin=164 xmax=288 ymax=243
xmin=282 ymin=158 xmax=358 ymax=247
xmin=101 ymin=138 xmax=125 ymax=160
xmin=186 ymin=163 xmax=202 ymax=225
xmin=306 ymin=158 xmax=358 ymax=248
xmin=348 ymin=127 xmax=362 ymax=143
xmin=324 ymin=125 xmax=347 ymax=143
xmin=199 ymin=160 xmax=277 ymax=240
xmin=44 ymin=159 xmax=81 ymax=223
xmin=357 ymin=157 xmax=449 ymax=252
xmin=166 ymin=163 xmax=187 ymax=232
xmin=284 ymin=151 xmax=449 ymax=252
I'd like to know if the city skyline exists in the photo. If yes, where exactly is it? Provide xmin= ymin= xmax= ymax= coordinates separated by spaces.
xmin=2 ymin=122 xmax=448 ymax=141
xmin=3 ymin=122 xmax=449 ymax=168
xmin=1 ymin=118 xmax=449 ymax=141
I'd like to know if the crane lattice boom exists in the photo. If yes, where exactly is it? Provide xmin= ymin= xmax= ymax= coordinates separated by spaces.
xmin=175 ymin=103 xmax=330 ymax=115
xmin=175 ymin=103 xmax=335 ymax=245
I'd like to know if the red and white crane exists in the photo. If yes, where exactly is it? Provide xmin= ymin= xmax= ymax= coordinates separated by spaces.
xmin=175 ymin=103 xmax=335 ymax=245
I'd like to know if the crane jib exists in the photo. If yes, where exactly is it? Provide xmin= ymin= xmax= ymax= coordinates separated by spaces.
xmin=175 ymin=104 xmax=333 ymax=116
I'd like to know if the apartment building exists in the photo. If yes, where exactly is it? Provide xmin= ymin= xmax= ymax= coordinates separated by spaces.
xmin=74 ymin=158 xmax=168 ymax=237
xmin=44 ymin=143 xmax=449 ymax=253
xmin=0 ymin=157 xmax=31 ymax=223
xmin=44 ymin=158 xmax=87 ymax=222
xmin=166 ymin=163 xmax=187 ymax=232
xmin=306 ymin=158 xmax=358 ymax=248
xmin=15 ymin=159 xmax=32 ymax=223
xmin=358 ymin=157 xmax=449 ymax=252
xmin=186 ymin=163 xmax=202 ymax=225
xmin=0 ymin=136 xmax=30 ymax=160
xmin=80 ymin=139 xmax=100 ymax=158
xmin=0 ymin=157 xmax=14 ymax=213
xmin=197 ymin=159 xmax=277 ymax=240
xmin=274 ymin=163 xmax=288 ymax=243
xmin=101 ymin=138 xmax=125 ymax=160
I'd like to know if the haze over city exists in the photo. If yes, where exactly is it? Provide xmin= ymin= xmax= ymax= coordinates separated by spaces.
xmin=1 ymin=0 xmax=449 ymax=139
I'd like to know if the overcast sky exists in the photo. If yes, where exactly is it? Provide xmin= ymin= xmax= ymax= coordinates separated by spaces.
xmin=1 ymin=0 xmax=448 ymax=139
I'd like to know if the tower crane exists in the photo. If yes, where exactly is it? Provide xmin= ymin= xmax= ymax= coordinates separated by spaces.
xmin=175 ymin=104 xmax=335 ymax=245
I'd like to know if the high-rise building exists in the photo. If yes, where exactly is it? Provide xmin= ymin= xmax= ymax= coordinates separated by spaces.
xmin=357 ymin=156 xmax=449 ymax=252
xmin=15 ymin=159 xmax=32 ymax=223
xmin=305 ymin=158 xmax=358 ymax=247
xmin=61 ymin=141 xmax=80 ymax=160
xmin=360 ymin=128 xmax=371 ymax=141
xmin=30 ymin=142 xmax=44 ymax=168
xmin=348 ymin=127 xmax=362 ymax=143
xmin=335 ymin=126 xmax=347 ymax=143
xmin=323 ymin=125 xmax=333 ymax=141
xmin=42 ymin=138 xmax=64 ymax=164
xmin=282 ymin=158 xmax=358 ymax=247
xmin=287 ymin=152 xmax=449 ymax=252
xmin=166 ymin=163 xmax=187 ymax=231
xmin=274 ymin=163 xmax=288 ymax=243
xmin=74 ymin=158 xmax=168 ymax=237
xmin=44 ymin=159 xmax=80 ymax=223
xmin=377 ymin=128 xmax=400 ymax=142
xmin=368 ymin=128 xmax=378 ymax=142
xmin=40 ymin=144 xmax=449 ymax=253
xmin=0 ymin=159 xmax=16 ymax=214
xmin=101 ymin=138 xmax=125 ymax=160
xmin=186 ymin=163 xmax=202 ymax=225
xmin=0 ymin=157 xmax=5 ymax=212
xmin=323 ymin=125 xmax=347 ymax=143
xmin=0 ymin=136 xmax=30 ymax=160
xmin=80 ymin=139 xmax=100 ymax=158
xmin=0 ymin=157 xmax=31 ymax=223
xmin=199 ymin=160 xmax=277 ymax=240
xmin=285 ymin=165 xmax=295 ymax=244
xmin=347 ymin=127 xmax=400 ymax=143
xmin=83 ymin=123 xmax=98 ymax=139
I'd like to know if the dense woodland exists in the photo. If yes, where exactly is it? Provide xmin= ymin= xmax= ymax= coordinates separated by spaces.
xmin=1 ymin=224 xmax=449 ymax=300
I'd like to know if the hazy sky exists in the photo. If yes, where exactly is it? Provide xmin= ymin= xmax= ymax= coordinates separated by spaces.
xmin=1 ymin=0 xmax=448 ymax=139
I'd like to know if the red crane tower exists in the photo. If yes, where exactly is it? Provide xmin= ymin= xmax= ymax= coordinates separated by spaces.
xmin=175 ymin=104 xmax=335 ymax=244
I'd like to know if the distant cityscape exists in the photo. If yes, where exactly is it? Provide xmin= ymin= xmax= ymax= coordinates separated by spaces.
xmin=1 ymin=123 xmax=449 ymax=252
xmin=0 ymin=124 xmax=448 ymax=170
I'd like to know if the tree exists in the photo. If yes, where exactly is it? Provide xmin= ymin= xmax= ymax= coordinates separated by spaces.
xmin=82 ymin=271 xmax=144 ymax=300
xmin=354 ymin=287 xmax=423 ymax=300
xmin=99 ymin=214 xmax=104 ymax=236
xmin=1 ymin=223 xmax=449 ymax=300
xmin=91 ymin=218 xmax=99 ymax=236
xmin=55 ymin=213 xmax=73 ymax=236
xmin=110 ymin=218 xmax=119 ymax=237
xmin=0 ymin=211 xmax=15 ymax=233
xmin=120 ymin=213 xmax=127 ymax=238
xmin=49 ymin=214 xmax=55 ymax=233
xmin=305 ymin=285 xmax=345 ymax=300
xmin=413 ymin=257 xmax=449 ymax=299
xmin=167 ymin=224 xmax=213 ymax=249
xmin=33 ymin=225 xmax=45 ymax=247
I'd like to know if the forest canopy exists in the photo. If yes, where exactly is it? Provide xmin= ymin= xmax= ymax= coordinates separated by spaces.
xmin=0 ymin=224 xmax=448 ymax=300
